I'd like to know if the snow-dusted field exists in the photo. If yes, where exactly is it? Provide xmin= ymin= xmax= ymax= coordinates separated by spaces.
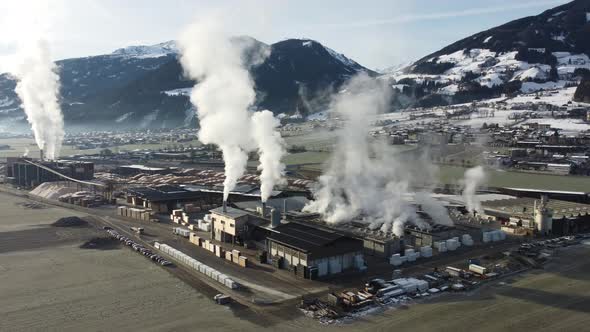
xmin=506 ymin=87 xmax=581 ymax=106
xmin=523 ymin=118 xmax=590 ymax=132
xmin=454 ymin=109 xmax=527 ymax=128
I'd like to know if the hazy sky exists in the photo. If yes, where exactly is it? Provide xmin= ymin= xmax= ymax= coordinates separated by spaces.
xmin=0 ymin=0 xmax=571 ymax=70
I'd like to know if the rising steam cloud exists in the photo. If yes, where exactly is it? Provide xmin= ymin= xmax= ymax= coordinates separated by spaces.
xmin=303 ymin=73 xmax=450 ymax=237
xmin=251 ymin=110 xmax=286 ymax=202
xmin=178 ymin=17 xmax=285 ymax=202
xmin=10 ymin=40 xmax=64 ymax=160
xmin=461 ymin=166 xmax=487 ymax=214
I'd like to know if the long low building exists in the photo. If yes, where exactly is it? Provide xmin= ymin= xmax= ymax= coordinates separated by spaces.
xmin=125 ymin=184 xmax=284 ymax=213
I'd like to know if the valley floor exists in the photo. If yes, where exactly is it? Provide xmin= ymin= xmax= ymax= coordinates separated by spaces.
xmin=1 ymin=190 xmax=590 ymax=331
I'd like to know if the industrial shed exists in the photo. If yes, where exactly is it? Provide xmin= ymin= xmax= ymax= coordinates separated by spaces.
xmin=125 ymin=184 xmax=284 ymax=213
xmin=266 ymin=222 xmax=365 ymax=279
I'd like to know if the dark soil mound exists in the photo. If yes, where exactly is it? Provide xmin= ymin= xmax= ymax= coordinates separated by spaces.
xmin=52 ymin=216 xmax=89 ymax=227
xmin=80 ymin=237 xmax=121 ymax=250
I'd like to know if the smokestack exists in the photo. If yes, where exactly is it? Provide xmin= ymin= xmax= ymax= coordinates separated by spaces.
xmin=261 ymin=201 xmax=267 ymax=218
xmin=39 ymin=149 xmax=44 ymax=161
xmin=283 ymin=199 xmax=287 ymax=215
xmin=222 ymin=200 xmax=227 ymax=213
xmin=270 ymin=208 xmax=281 ymax=228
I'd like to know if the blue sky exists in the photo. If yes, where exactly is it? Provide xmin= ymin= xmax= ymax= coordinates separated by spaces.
xmin=0 ymin=0 xmax=571 ymax=70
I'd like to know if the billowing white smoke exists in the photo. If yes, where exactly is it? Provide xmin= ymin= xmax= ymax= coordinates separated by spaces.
xmin=304 ymin=73 xmax=449 ymax=236
xmin=251 ymin=110 xmax=286 ymax=202
xmin=178 ymin=18 xmax=285 ymax=201
xmin=415 ymin=191 xmax=453 ymax=226
xmin=10 ymin=40 xmax=64 ymax=160
xmin=461 ymin=166 xmax=487 ymax=214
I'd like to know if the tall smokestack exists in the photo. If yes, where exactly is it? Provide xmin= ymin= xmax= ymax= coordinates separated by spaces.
xmin=283 ymin=199 xmax=287 ymax=215
xmin=222 ymin=200 xmax=227 ymax=213
xmin=39 ymin=149 xmax=44 ymax=161
xmin=261 ymin=201 xmax=267 ymax=218
xmin=270 ymin=208 xmax=281 ymax=228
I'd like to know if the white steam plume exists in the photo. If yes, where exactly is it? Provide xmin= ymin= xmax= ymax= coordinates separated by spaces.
xmin=251 ymin=110 xmax=286 ymax=202
xmin=304 ymin=73 xmax=450 ymax=236
xmin=415 ymin=191 xmax=453 ymax=226
xmin=10 ymin=40 xmax=64 ymax=160
xmin=461 ymin=166 xmax=487 ymax=214
xmin=178 ymin=18 xmax=256 ymax=201
xmin=179 ymin=17 xmax=285 ymax=202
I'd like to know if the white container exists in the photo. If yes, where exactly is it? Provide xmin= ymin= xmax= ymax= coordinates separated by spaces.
xmin=420 ymin=246 xmax=433 ymax=258
xmin=390 ymin=254 xmax=403 ymax=266
xmin=446 ymin=239 xmax=458 ymax=251
xmin=492 ymin=231 xmax=501 ymax=242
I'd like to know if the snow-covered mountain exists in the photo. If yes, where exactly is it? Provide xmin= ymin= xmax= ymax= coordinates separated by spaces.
xmin=111 ymin=40 xmax=178 ymax=58
xmin=384 ymin=0 xmax=590 ymax=108
xmin=0 ymin=38 xmax=371 ymax=130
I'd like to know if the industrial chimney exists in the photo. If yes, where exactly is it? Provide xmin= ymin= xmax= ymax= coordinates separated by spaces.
xmin=270 ymin=208 xmax=281 ymax=228
xmin=283 ymin=199 xmax=287 ymax=216
xmin=222 ymin=200 xmax=227 ymax=213
xmin=39 ymin=149 xmax=44 ymax=161
xmin=261 ymin=201 xmax=267 ymax=218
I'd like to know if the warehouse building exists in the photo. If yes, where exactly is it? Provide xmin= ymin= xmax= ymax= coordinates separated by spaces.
xmin=125 ymin=184 xmax=284 ymax=213
xmin=266 ymin=221 xmax=365 ymax=279
xmin=5 ymin=157 xmax=94 ymax=188
xmin=481 ymin=195 xmax=590 ymax=236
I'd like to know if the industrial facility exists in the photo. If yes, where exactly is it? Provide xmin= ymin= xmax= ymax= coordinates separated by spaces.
xmin=5 ymin=157 xmax=95 ymax=188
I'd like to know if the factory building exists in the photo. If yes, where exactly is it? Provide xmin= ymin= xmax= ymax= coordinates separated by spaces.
xmin=125 ymin=184 xmax=284 ymax=213
xmin=266 ymin=221 xmax=365 ymax=279
xmin=283 ymin=212 xmax=403 ymax=259
xmin=450 ymin=193 xmax=590 ymax=236
xmin=205 ymin=202 xmax=365 ymax=278
xmin=404 ymin=224 xmax=456 ymax=247
xmin=5 ymin=157 xmax=94 ymax=188
xmin=209 ymin=205 xmax=266 ymax=245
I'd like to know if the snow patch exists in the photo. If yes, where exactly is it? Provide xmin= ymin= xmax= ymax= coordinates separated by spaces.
xmin=306 ymin=111 xmax=328 ymax=121
xmin=483 ymin=36 xmax=493 ymax=43
xmin=162 ymin=88 xmax=192 ymax=96
xmin=512 ymin=66 xmax=549 ymax=81
xmin=323 ymin=45 xmax=358 ymax=68
xmin=521 ymin=81 xmax=566 ymax=93
xmin=439 ymin=84 xmax=459 ymax=95
xmin=140 ymin=110 xmax=160 ymax=128
xmin=115 ymin=112 xmax=134 ymax=123
xmin=552 ymin=11 xmax=565 ymax=17
xmin=0 ymin=97 xmax=15 ymax=108
xmin=183 ymin=108 xmax=195 ymax=127
xmin=112 ymin=41 xmax=177 ymax=59
xmin=302 ymin=41 xmax=312 ymax=47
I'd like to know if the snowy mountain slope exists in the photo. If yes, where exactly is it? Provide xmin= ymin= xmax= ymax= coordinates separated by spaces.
xmin=384 ymin=0 xmax=590 ymax=109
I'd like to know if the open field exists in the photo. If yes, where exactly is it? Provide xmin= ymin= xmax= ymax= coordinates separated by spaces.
xmin=438 ymin=165 xmax=590 ymax=192
xmin=0 ymin=138 xmax=201 ymax=159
